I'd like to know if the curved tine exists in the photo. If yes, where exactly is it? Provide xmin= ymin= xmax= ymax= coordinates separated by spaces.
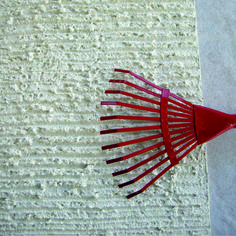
xmin=112 ymin=149 xmax=166 ymax=176
xmin=114 ymin=69 xmax=163 ymax=91
xmin=172 ymin=134 xmax=196 ymax=150
xmin=171 ymin=130 xmax=195 ymax=143
xmin=174 ymin=138 xmax=197 ymax=156
xmin=113 ymin=69 xmax=193 ymax=110
xmin=118 ymin=156 xmax=169 ymax=188
xmin=105 ymin=90 xmax=160 ymax=106
xmin=169 ymin=126 xmax=194 ymax=136
xmin=177 ymin=142 xmax=198 ymax=162
xmin=106 ymin=141 xmax=164 ymax=164
xmin=168 ymin=122 xmax=194 ymax=129
xmin=168 ymin=117 xmax=193 ymax=123
xmin=168 ymin=111 xmax=193 ymax=119
xmin=126 ymin=164 xmax=172 ymax=199
xmin=168 ymin=104 xmax=193 ymax=115
xmin=169 ymin=92 xmax=193 ymax=108
xmin=118 ymin=157 xmax=169 ymax=188
xmin=168 ymin=98 xmax=193 ymax=112
xmin=101 ymin=101 xmax=160 ymax=113
xmin=100 ymin=115 xmax=160 ymax=121
xmin=109 ymin=80 xmax=161 ymax=99
xmin=124 ymin=140 xmax=198 ymax=199
xmin=100 ymin=125 xmax=161 ymax=135
xmin=102 ymin=133 xmax=162 ymax=150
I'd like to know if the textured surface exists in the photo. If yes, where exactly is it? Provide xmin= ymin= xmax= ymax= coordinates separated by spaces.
xmin=0 ymin=0 xmax=210 ymax=235
xmin=195 ymin=0 xmax=236 ymax=234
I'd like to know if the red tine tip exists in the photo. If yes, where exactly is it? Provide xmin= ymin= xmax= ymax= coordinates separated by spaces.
xmin=102 ymin=143 xmax=119 ymax=150
xmin=126 ymin=190 xmax=143 ymax=199
xmin=100 ymin=129 xmax=117 ymax=135
xmin=114 ymin=69 xmax=130 ymax=73
xmin=101 ymin=101 xmax=117 ymax=105
xmin=112 ymin=169 xmax=128 ymax=176
xmin=100 ymin=116 xmax=117 ymax=121
xmin=118 ymin=180 xmax=134 ymax=188
xmin=106 ymin=157 xmax=123 ymax=164
xmin=105 ymin=90 xmax=120 ymax=94
xmin=109 ymin=79 xmax=126 ymax=84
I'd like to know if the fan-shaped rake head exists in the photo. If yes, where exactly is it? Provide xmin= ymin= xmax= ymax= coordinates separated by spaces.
xmin=100 ymin=69 xmax=236 ymax=199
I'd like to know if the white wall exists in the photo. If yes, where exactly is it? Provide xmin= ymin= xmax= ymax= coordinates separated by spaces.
xmin=0 ymin=0 xmax=210 ymax=234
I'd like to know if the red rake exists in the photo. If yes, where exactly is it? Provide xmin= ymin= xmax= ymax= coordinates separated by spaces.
xmin=100 ymin=69 xmax=236 ymax=199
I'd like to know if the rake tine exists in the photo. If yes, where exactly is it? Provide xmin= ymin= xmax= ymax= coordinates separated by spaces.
xmin=168 ymin=98 xmax=193 ymax=111
xmin=168 ymin=111 xmax=193 ymax=119
xmin=168 ymin=117 xmax=193 ymax=123
xmin=100 ymin=125 xmax=161 ymax=135
xmin=125 ymin=141 xmax=198 ymax=199
xmin=168 ymin=122 xmax=194 ymax=129
xmin=177 ymin=142 xmax=198 ymax=162
xmin=175 ymin=138 xmax=197 ymax=155
xmin=109 ymin=80 xmax=161 ymax=99
xmin=112 ymin=149 xmax=166 ymax=176
xmin=126 ymin=164 xmax=173 ymax=199
xmin=118 ymin=157 xmax=169 ymax=188
xmin=101 ymin=101 xmax=160 ymax=113
xmin=112 ymin=132 xmax=195 ymax=175
xmin=169 ymin=126 xmax=194 ymax=135
xmin=114 ymin=69 xmax=163 ymax=91
xmin=173 ymin=135 xmax=196 ymax=150
xmin=171 ymin=130 xmax=195 ymax=142
xmin=100 ymin=115 xmax=160 ymax=121
xmin=106 ymin=141 xmax=164 ymax=164
xmin=102 ymin=133 xmax=162 ymax=150
xmin=168 ymin=104 xmax=193 ymax=115
xmin=105 ymin=90 xmax=161 ymax=106
xmin=169 ymin=93 xmax=193 ymax=108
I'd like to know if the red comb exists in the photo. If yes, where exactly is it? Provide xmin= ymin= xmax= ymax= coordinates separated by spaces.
xmin=100 ymin=69 xmax=236 ymax=199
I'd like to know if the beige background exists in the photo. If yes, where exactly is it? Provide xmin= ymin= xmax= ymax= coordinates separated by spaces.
xmin=0 ymin=0 xmax=211 ymax=235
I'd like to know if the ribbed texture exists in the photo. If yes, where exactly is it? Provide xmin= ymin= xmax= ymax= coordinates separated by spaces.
xmin=0 ymin=0 xmax=210 ymax=235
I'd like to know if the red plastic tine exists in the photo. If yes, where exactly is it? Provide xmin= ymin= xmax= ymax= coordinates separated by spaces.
xmin=112 ymin=150 xmax=167 ymax=176
xmin=101 ymin=101 xmax=160 ymax=113
xmin=120 ymin=137 xmax=197 ymax=199
xmin=168 ymin=117 xmax=193 ymax=123
xmin=168 ymin=98 xmax=193 ymax=111
xmin=171 ymin=130 xmax=195 ymax=143
xmin=100 ymin=115 xmax=160 ymax=121
xmin=118 ymin=157 xmax=169 ymax=188
xmin=109 ymin=80 xmax=161 ymax=99
xmin=106 ymin=141 xmax=164 ymax=164
xmin=169 ymin=92 xmax=193 ymax=108
xmin=168 ymin=123 xmax=194 ymax=129
xmin=102 ymin=133 xmax=162 ymax=150
xmin=168 ymin=111 xmax=193 ymax=119
xmin=126 ymin=164 xmax=172 ymax=199
xmin=177 ymin=142 xmax=198 ymax=162
xmin=169 ymin=126 xmax=194 ymax=135
xmin=100 ymin=125 xmax=161 ymax=135
xmin=114 ymin=69 xmax=163 ymax=91
xmin=112 ymin=131 xmax=194 ymax=176
xmin=105 ymin=90 xmax=161 ymax=106
xmin=168 ymin=104 xmax=193 ymax=115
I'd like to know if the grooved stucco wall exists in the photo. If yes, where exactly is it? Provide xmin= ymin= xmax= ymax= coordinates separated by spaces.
xmin=0 ymin=0 xmax=211 ymax=235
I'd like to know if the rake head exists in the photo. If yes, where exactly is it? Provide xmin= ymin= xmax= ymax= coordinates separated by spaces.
xmin=100 ymin=69 xmax=236 ymax=199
